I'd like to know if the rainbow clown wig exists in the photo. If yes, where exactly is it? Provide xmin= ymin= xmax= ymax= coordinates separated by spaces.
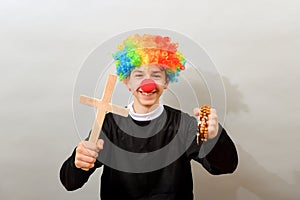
xmin=113 ymin=34 xmax=186 ymax=82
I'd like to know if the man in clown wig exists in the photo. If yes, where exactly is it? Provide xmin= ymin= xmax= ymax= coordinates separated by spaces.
xmin=60 ymin=34 xmax=238 ymax=200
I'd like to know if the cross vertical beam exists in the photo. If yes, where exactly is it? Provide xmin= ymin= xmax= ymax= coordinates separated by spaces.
xmin=80 ymin=74 xmax=129 ymax=143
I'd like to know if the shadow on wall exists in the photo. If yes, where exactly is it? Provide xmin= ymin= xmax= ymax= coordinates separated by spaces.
xmin=192 ymin=144 xmax=300 ymax=200
xmin=221 ymin=75 xmax=249 ymax=114
xmin=168 ymin=69 xmax=250 ymax=115
xmin=191 ymin=75 xmax=300 ymax=200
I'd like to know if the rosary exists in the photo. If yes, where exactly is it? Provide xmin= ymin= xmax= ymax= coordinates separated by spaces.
xmin=196 ymin=104 xmax=211 ymax=145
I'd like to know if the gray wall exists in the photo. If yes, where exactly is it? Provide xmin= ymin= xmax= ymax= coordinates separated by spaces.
xmin=1 ymin=0 xmax=299 ymax=199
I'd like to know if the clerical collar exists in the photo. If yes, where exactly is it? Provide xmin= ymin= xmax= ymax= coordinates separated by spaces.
xmin=128 ymin=102 xmax=164 ymax=121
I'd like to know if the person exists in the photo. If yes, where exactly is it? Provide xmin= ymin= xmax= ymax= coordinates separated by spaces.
xmin=60 ymin=34 xmax=238 ymax=200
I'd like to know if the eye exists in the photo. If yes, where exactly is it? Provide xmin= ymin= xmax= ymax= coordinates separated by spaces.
xmin=134 ymin=74 xmax=143 ymax=78
xmin=151 ymin=73 xmax=162 ymax=79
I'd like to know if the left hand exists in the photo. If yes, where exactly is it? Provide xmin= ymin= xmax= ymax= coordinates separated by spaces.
xmin=194 ymin=107 xmax=219 ymax=140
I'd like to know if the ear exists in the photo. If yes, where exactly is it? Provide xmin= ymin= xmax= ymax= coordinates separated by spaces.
xmin=123 ymin=77 xmax=132 ymax=91
xmin=123 ymin=77 xmax=129 ymax=86
xmin=163 ymin=77 xmax=170 ymax=89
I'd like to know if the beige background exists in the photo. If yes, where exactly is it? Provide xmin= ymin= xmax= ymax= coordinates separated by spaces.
xmin=0 ymin=0 xmax=299 ymax=199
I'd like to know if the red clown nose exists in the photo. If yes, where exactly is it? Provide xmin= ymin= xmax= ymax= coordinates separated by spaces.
xmin=140 ymin=79 xmax=156 ymax=92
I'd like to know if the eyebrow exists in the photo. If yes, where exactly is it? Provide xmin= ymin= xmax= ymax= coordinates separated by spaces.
xmin=132 ymin=70 xmax=144 ymax=73
xmin=132 ymin=69 xmax=164 ymax=74
xmin=151 ymin=70 xmax=164 ymax=74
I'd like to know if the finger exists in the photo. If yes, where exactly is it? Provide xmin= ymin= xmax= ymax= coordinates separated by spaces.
xmin=208 ymin=116 xmax=218 ymax=125
xmin=76 ymin=145 xmax=99 ymax=158
xmin=208 ymin=113 xmax=218 ymax=121
xmin=207 ymin=119 xmax=218 ymax=126
xmin=76 ymin=153 xmax=97 ymax=164
xmin=87 ymin=149 xmax=99 ymax=158
xmin=75 ymin=160 xmax=95 ymax=169
xmin=207 ymin=126 xmax=218 ymax=139
xmin=210 ymin=108 xmax=217 ymax=115
xmin=81 ymin=141 xmax=98 ymax=152
xmin=208 ymin=124 xmax=219 ymax=138
xmin=193 ymin=108 xmax=199 ymax=116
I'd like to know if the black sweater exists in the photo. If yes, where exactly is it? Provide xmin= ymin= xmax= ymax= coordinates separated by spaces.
xmin=60 ymin=106 xmax=238 ymax=200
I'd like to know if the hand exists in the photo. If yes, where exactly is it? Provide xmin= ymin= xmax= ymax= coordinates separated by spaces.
xmin=74 ymin=139 xmax=104 ymax=169
xmin=194 ymin=107 xmax=219 ymax=140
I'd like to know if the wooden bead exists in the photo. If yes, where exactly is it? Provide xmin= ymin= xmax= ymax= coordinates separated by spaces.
xmin=198 ymin=104 xmax=211 ymax=142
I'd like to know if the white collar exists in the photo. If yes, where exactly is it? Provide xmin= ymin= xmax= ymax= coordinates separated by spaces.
xmin=128 ymin=102 xmax=164 ymax=121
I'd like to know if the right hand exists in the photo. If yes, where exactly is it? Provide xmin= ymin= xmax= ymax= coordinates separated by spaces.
xmin=74 ymin=139 xmax=104 ymax=169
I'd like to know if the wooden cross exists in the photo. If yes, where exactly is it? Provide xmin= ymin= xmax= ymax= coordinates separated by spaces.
xmin=80 ymin=74 xmax=129 ymax=144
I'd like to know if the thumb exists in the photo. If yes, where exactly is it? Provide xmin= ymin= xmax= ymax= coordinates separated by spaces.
xmin=96 ymin=139 xmax=104 ymax=151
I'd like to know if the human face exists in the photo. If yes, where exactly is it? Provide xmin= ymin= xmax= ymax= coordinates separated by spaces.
xmin=123 ymin=65 xmax=169 ymax=113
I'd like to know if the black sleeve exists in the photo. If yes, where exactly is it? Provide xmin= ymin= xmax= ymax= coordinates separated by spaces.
xmin=186 ymin=124 xmax=238 ymax=175
xmin=59 ymin=148 xmax=103 ymax=191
